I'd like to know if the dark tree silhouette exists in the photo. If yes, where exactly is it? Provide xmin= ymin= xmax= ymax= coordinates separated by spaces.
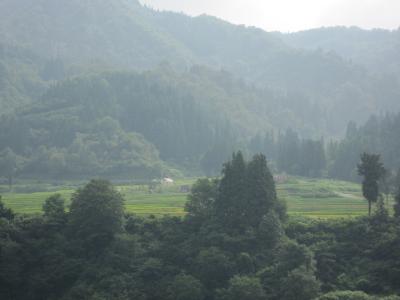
xmin=357 ymin=153 xmax=385 ymax=216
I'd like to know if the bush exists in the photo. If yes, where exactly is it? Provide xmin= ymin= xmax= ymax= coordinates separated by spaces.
xmin=317 ymin=290 xmax=373 ymax=300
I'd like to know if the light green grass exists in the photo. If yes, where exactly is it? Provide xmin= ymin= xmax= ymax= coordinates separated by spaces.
xmin=277 ymin=178 xmax=373 ymax=218
xmin=0 ymin=177 xmax=390 ymax=218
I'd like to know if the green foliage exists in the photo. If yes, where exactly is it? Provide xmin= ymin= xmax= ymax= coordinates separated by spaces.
xmin=215 ymin=152 xmax=281 ymax=231
xmin=281 ymin=27 xmax=400 ymax=79
xmin=329 ymin=115 xmax=400 ymax=181
xmin=69 ymin=180 xmax=124 ymax=253
xmin=0 ymin=165 xmax=400 ymax=299
xmin=216 ymin=152 xmax=247 ymax=229
xmin=0 ymin=147 xmax=20 ymax=188
xmin=259 ymin=240 xmax=318 ymax=299
xmin=1 ymin=176 xmax=370 ymax=218
xmin=258 ymin=211 xmax=284 ymax=248
xmin=357 ymin=153 xmax=386 ymax=215
xmin=317 ymin=291 xmax=400 ymax=300
xmin=185 ymin=178 xmax=218 ymax=224
xmin=167 ymin=274 xmax=205 ymax=300
xmin=216 ymin=276 xmax=266 ymax=300
xmin=317 ymin=290 xmax=374 ymax=300
xmin=253 ymin=129 xmax=326 ymax=177
xmin=0 ymin=1 xmax=398 ymax=183
xmin=246 ymin=154 xmax=278 ymax=226
xmin=42 ymin=194 xmax=66 ymax=226
xmin=282 ymin=266 xmax=321 ymax=300
xmin=0 ymin=43 xmax=47 ymax=113
xmin=0 ymin=7 xmax=399 ymax=299
xmin=0 ymin=196 xmax=14 ymax=220
xmin=394 ymin=171 xmax=400 ymax=218
xmin=194 ymin=247 xmax=234 ymax=289
xmin=0 ymin=69 xmax=243 ymax=179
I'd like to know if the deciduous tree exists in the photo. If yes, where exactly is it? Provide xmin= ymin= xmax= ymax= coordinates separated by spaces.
xmin=68 ymin=180 xmax=124 ymax=254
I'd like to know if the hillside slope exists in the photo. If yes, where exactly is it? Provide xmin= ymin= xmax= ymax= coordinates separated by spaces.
xmin=0 ymin=0 xmax=398 ymax=137
xmin=279 ymin=27 xmax=400 ymax=77
xmin=0 ymin=0 xmax=399 ymax=179
xmin=0 ymin=0 xmax=194 ymax=69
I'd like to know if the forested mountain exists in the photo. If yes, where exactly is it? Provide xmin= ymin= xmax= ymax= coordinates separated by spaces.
xmin=0 ymin=44 xmax=48 ymax=113
xmin=0 ymin=0 xmax=399 ymax=178
xmin=0 ymin=0 xmax=399 ymax=133
xmin=0 ymin=68 xmax=239 ymax=179
xmin=2 ymin=2 xmax=400 ymax=298
xmin=279 ymin=27 xmax=400 ymax=77
xmin=328 ymin=113 xmax=400 ymax=181
xmin=0 ymin=0 xmax=194 ymax=69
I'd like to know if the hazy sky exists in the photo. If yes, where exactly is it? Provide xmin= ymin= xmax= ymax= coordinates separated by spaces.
xmin=139 ymin=0 xmax=400 ymax=32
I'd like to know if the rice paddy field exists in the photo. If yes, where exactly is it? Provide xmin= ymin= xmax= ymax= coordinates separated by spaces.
xmin=0 ymin=177 xmax=392 ymax=219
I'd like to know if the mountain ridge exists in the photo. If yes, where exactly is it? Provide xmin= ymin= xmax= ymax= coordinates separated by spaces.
xmin=0 ymin=0 xmax=399 ymax=178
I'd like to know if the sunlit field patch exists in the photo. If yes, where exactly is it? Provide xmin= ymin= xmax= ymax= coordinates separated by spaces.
xmin=0 ymin=177 xmax=392 ymax=218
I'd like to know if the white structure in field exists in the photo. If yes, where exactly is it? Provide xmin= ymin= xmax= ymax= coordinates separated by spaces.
xmin=162 ymin=177 xmax=174 ymax=185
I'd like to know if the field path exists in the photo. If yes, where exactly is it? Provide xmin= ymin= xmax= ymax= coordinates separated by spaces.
xmin=335 ymin=192 xmax=363 ymax=200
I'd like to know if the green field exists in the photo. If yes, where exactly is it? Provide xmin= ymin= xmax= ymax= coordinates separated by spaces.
xmin=0 ymin=177 xmax=390 ymax=218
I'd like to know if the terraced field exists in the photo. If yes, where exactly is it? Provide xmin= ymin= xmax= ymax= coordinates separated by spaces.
xmin=278 ymin=178 xmax=368 ymax=218
xmin=0 ymin=177 xmax=390 ymax=218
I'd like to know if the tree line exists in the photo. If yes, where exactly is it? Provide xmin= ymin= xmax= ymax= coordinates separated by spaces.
xmin=1 ymin=153 xmax=400 ymax=299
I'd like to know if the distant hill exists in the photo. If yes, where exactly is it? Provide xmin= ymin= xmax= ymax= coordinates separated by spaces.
xmin=0 ymin=43 xmax=48 ymax=113
xmin=0 ymin=0 xmax=399 ymax=178
xmin=0 ymin=1 xmax=398 ymax=134
xmin=0 ymin=0 xmax=195 ymax=69
xmin=279 ymin=26 xmax=400 ymax=77
xmin=0 ymin=1 xmax=385 ymax=94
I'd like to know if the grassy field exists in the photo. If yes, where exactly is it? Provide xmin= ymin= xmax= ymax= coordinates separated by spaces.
xmin=278 ymin=178 xmax=369 ymax=218
xmin=0 ymin=177 xmax=390 ymax=218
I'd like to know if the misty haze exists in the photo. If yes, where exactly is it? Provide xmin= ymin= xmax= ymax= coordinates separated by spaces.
xmin=0 ymin=1 xmax=399 ymax=299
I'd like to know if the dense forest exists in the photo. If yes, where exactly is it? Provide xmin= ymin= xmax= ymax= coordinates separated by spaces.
xmin=1 ymin=154 xmax=400 ymax=299
xmin=279 ymin=27 xmax=400 ymax=78
xmin=1 ymin=0 xmax=400 ymax=299
xmin=327 ymin=113 xmax=400 ymax=181
xmin=0 ymin=0 xmax=399 ymax=181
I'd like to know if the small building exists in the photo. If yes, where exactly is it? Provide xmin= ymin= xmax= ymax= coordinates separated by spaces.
xmin=162 ymin=177 xmax=174 ymax=185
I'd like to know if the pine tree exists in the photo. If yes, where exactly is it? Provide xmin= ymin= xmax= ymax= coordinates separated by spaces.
xmin=215 ymin=152 xmax=281 ymax=231
xmin=246 ymin=154 xmax=277 ymax=227
xmin=357 ymin=153 xmax=386 ymax=216
xmin=215 ymin=152 xmax=246 ymax=230
xmin=394 ymin=169 xmax=400 ymax=218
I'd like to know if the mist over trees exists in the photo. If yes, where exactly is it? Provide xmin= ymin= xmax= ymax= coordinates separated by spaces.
xmin=0 ymin=0 xmax=399 ymax=181
xmin=328 ymin=113 xmax=400 ymax=181
xmin=1 ymin=1 xmax=400 ymax=299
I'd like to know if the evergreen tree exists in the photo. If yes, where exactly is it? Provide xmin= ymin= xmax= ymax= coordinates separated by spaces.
xmin=246 ymin=154 xmax=277 ymax=227
xmin=215 ymin=152 xmax=247 ymax=230
xmin=357 ymin=153 xmax=386 ymax=216
xmin=0 ymin=148 xmax=18 ymax=189
xmin=277 ymin=129 xmax=300 ymax=174
xmin=394 ymin=170 xmax=400 ymax=218
xmin=215 ymin=152 xmax=281 ymax=231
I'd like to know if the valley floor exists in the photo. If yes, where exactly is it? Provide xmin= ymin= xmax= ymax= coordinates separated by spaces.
xmin=0 ymin=177 xmax=391 ymax=218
